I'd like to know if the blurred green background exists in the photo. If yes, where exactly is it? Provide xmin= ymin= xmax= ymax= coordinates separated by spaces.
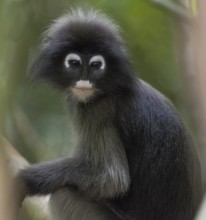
xmin=0 ymin=0 xmax=193 ymax=163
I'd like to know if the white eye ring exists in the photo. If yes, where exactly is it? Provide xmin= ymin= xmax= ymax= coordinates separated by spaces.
xmin=89 ymin=55 xmax=105 ymax=70
xmin=64 ymin=53 xmax=82 ymax=68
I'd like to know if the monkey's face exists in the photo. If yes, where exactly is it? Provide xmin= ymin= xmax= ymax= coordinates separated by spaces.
xmin=63 ymin=53 xmax=106 ymax=102
xmin=31 ymin=12 xmax=134 ymax=103
xmin=31 ymin=42 xmax=133 ymax=103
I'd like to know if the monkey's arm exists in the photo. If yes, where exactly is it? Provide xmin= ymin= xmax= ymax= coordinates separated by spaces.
xmin=17 ymin=158 xmax=86 ymax=195
xmin=17 ymin=154 xmax=129 ymax=199
xmin=16 ymin=123 xmax=130 ymax=200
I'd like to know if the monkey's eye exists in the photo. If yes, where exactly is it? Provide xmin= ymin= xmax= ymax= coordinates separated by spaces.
xmin=68 ymin=60 xmax=81 ymax=68
xmin=64 ymin=53 xmax=82 ymax=69
xmin=90 ymin=61 xmax=102 ymax=69
xmin=89 ymin=55 xmax=105 ymax=70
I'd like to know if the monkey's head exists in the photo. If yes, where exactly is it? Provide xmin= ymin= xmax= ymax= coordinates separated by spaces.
xmin=31 ymin=9 xmax=135 ymax=102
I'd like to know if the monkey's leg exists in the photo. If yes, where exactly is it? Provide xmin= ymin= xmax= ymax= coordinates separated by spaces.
xmin=49 ymin=187 xmax=122 ymax=220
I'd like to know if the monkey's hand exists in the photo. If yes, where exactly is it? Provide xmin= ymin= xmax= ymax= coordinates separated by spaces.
xmin=14 ymin=171 xmax=29 ymax=208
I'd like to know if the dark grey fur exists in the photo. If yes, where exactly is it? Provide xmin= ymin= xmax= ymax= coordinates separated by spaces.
xmin=17 ymin=9 xmax=202 ymax=220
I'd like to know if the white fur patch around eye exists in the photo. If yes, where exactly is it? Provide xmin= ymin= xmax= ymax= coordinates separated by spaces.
xmin=64 ymin=53 xmax=82 ymax=68
xmin=89 ymin=55 xmax=105 ymax=70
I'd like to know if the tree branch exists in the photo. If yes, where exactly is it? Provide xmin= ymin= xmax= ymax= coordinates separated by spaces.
xmin=1 ymin=135 xmax=51 ymax=220
xmin=151 ymin=0 xmax=193 ymax=21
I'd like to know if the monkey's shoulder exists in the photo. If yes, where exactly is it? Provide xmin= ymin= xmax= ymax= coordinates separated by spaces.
xmin=137 ymin=79 xmax=177 ymax=114
xmin=117 ymin=79 xmax=186 ymax=140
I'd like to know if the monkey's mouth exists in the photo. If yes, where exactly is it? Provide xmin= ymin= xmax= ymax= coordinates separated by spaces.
xmin=71 ymin=80 xmax=95 ymax=100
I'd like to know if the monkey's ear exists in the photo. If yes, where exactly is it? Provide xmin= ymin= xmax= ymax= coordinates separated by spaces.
xmin=29 ymin=41 xmax=56 ymax=84
xmin=29 ymin=43 xmax=68 ymax=89
xmin=29 ymin=48 xmax=48 ymax=81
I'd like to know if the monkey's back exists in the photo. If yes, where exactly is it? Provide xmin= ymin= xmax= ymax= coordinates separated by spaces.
xmin=110 ymin=80 xmax=202 ymax=220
